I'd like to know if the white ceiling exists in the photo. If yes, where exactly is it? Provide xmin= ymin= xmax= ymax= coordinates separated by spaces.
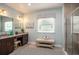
xmin=5 ymin=3 xmax=63 ymax=14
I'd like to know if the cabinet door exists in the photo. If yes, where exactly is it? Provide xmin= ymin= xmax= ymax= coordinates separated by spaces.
xmin=0 ymin=40 xmax=2 ymax=54
xmin=1 ymin=39 xmax=7 ymax=55
xmin=6 ymin=38 xmax=14 ymax=54
xmin=22 ymin=34 xmax=28 ymax=45
xmin=0 ymin=38 xmax=14 ymax=55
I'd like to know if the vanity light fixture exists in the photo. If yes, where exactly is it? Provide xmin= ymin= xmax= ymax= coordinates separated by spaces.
xmin=27 ymin=3 xmax=31 ymax=6
xmin=0 ymin=8 xmax=7 ymax=15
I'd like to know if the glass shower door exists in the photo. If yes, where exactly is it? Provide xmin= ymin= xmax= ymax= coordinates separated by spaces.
xmin=72 ymin=7 xmax=79 ymax=54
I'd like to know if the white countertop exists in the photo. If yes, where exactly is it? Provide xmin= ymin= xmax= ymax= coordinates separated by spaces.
xmin=0 ymin=33 xmax=27 ymax=40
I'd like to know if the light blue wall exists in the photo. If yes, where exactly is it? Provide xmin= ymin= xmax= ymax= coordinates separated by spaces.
xmin=24 ymin=7 xmax=65 ymax=47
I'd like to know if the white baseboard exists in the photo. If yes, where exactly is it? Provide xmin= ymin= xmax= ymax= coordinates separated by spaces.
xmin=62 ymin=48 xmax=68 ymax=55
xmin=54 ymin=44 xmax=62 ymax=48
xmin=54 ymin=45 xmax=68 ymax=55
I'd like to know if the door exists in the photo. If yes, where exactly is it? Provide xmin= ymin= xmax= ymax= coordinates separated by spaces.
xmin=72 ymin=8 xmax=79 ymax=54
xmin=66 ymin=16 xmax=73 ymax=54
xmin=64 ymin=3 xmax=79 ymax=55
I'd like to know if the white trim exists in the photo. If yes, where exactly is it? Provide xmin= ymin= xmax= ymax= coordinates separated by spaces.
xmin=54 ymin=45 xmax=68 ymax=55
xmin=54 ymin=44 xmax=62 ymax=48
xmin=62 ymin=48 xmax=68 ymax=55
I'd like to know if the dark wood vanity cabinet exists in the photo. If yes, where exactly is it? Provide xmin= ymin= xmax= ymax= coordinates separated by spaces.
xmin=1 ymin=39 xmax=7 ymax=55
xmin=6 ymin=38 xmax=14 ymax=54
xmin=17 ymin=34 xmax=28 ymax=46
xmin=0 ymin=33 xmax=28 ymax=55
xmin=22 ymin=34 xmax=28 ymax=45
xmin=0 ymin=38 xmax=14 ymax=55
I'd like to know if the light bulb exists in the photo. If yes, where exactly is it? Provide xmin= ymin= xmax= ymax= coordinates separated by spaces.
xmin=28 ymin=3 xmax=31 ymax=6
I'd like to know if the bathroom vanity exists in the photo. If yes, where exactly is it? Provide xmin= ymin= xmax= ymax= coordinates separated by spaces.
xmin=0 ymin=15 xmax=28 ymax=55
xmin=0 ymin=33 xmax=28 ymax=55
